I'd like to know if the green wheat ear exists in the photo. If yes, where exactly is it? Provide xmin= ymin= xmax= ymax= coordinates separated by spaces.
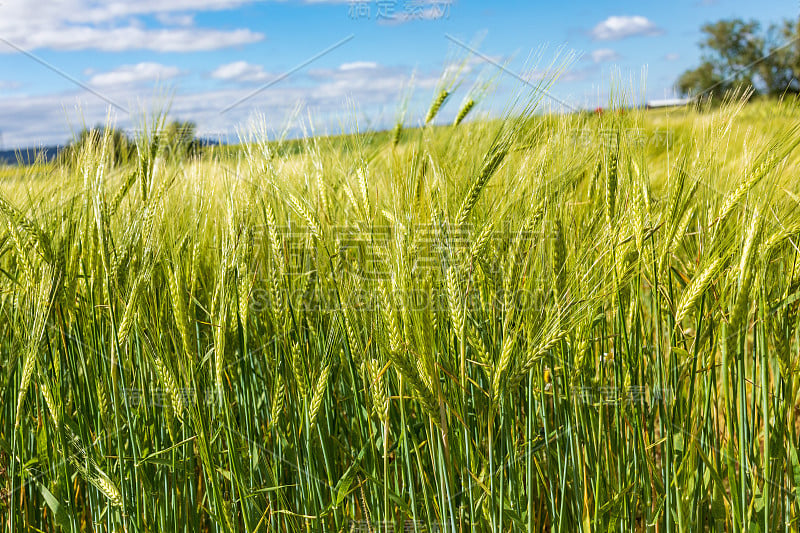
xmin=425 ymin=89 xmax=450 ymax=124
xmin=453 ymin=98 xmax=475 ymax=126
xmin=391 ymin=121 xmax=403 ymax=147
xmin=604 ymin=138 xmax=619 ymax=225
xmin=270 ymin=368 xmax=285 ymax=428
xmin=92 ymin=473 xmax=124 ymax=508
xmin=5 ymin=75 xmax=800 ymax=532
xmin=674 ymin=255 xmax=726 ymax=329
xmin=455 ymin=133 xmax=510 ymax=226
xmin=308 ymin=360 xmax=330 ymax=434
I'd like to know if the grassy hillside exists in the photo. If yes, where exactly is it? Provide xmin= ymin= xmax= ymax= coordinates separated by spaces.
xmin=2 ymin=95 xmax=800 ymax=532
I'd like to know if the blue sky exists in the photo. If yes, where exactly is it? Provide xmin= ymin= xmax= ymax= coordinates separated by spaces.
xmin=0 ymin=0 xmax=796 ymax=148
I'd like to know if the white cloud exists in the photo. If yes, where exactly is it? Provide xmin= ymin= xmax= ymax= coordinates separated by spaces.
xmin=0 ymin=62 xmax=443 ymax=148
xmin=525 ymin=65 xmax=599 ymax=84
xmin=339 ymin=61 xmax=378 ymax=71
xmin=1 ymin=25 xmax=262 ymax=53
xmin=155 ymin=12 xmax=196 ymax=26
xmin=590 ymin=49 xmax=621 ymax=63
xmin=211 ymin=61 xmax=272 ymax=83
xmin=304 ymin=63 xmax=428 ymax=100
xmin=309 ymin=65 xmax=436 ymax=101
xmin=0 ymin=80 xmax=21 ymax=90
xmin=89 ymin=63 xmax=181 ymax=87
xmin=590 ymin=16 xmax=662 ymax=41
xmin=1 ymin=1 xmax=255 ymax=26
xmin=0 ymin=0 xmax=264 ymax=52
xmin=665 ymin=53 xmax=680 ymax=61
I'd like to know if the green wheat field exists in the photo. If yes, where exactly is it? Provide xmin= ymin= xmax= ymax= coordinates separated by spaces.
xmin=2 ymin=84 xmax=800 ymax=532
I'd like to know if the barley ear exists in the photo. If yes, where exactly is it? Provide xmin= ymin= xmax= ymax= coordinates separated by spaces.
xmin=454 ymin=98 xmax=475 ymax=126
xmin=605 ymin=139 xmax=619 ymax=225
xmin=455 ymin=137 xmax=510 ymax=227
xmin=425 ymin=89 xmax=450 ymax=124
xmin=674 ymin=255 xmax=726 ymax=330
xmin=391 ymin=122 xmax=403 ymax=147
xmin=167 ymin=264 xmax=194 ymax=360
xmin=291 ymin=341 xmax=308 ymax=400
xmin=308 ymin=362 xmax=331 ymax=434
xmin=726 ymin=207 xmax=764 ymax=358
xmin=153 ymin=354 xmax=186 ymax=420
xmin=270 ymin=369 xmax=285 ymax=429
xmin=491 ymin=331 xmax=518 ymax=407
xmin=92 ymin=472 xmax=124 ymax=508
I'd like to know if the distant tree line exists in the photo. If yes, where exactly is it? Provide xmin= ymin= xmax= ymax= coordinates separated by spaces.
xmin=59 ymin=120 xmax=205 ymax=166
xmin=678 ymin=18 xmax=800 ymax=99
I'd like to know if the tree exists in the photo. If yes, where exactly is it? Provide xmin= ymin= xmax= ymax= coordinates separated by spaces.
xmin=760 ymin=19 xmax=800 ymax=94
xmin=58 ymin=125 xmax=134 ymax=166
xmin=677 ymin=61 xmax=726 ymax=97
xmin=163 ymin=120 xmax=202 ymax=159
xmin=677 ymin=17 xmax=800 ymax=98
xmin=59 ymin=119 xmax=205 ymax=167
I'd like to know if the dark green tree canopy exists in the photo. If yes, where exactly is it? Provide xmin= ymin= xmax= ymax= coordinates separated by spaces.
xmin=163 ymin=120 xmax=202 ymax=158
xmin=58 ymin=125 xmax=134 ymax=166
xmin=678 ymin=17 xmax=800 ymax=98
xmin=60 ymin=119 xmax=204 ymax=166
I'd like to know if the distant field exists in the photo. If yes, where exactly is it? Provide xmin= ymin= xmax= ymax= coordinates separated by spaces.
xmin=2 ymin=95 xmax=800 ymax=532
